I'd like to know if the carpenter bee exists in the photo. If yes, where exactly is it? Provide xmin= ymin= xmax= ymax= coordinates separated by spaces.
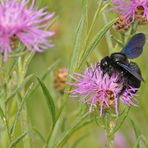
xmin=99 ymin=33 xmax=146 ymax=96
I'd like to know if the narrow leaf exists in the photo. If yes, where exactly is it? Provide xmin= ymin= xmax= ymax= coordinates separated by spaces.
xmin=27 ymin=60 xmax=60 ymax=100
xmin=32 ymin=127 xmax=45 ymax=143
xmin=79 ymin=19 xmax=116 ymax=68
xmin=0 ymin=106 xmax=4 ymax=120
xmin=133 ymin=136 xmax=141 ymax=148
xmin=53 ymin=113 xmax=92 ymax=148
xmin=68 ymin=0 xmax=88 ymax=75
xmin=131 ymin=120 xmax=141 ymax=139
xmin=141 ymin=135 xmax=148 ymax=147
xmin=10 ymin=83 xmax=34 ymax=135
xmin=130 ymin=120 xmax=141 ymax=148
xmin=111 ymin=107 xmax=130 ymax=135
xmin=6 ymin=74 xmax=34 ymax=103
xmin=37 ymin=78 xmax=56 ymax=127
xmin=72 ymin=135 xmax=88 ymax=148
xmin=9 ymin=132 xmax=27 ymax=148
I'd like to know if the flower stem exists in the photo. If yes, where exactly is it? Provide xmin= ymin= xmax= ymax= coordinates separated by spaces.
xmin=106 ymin=132 xmax=114 ymax=148
xmin=102 ymin=114 xmax=115 ymax=148
xmin=18 ymin=56 xmax=31 ymax=148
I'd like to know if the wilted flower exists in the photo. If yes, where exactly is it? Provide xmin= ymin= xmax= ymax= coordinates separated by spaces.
xmin=112 ymin=0 xmax=148 ymax=23
xmin=54 ymin=68 xmax=68 ymax=93
xmin=0 ymin=0 xmax=54 ymax=60
xmin=114 ymin=14 xmax=132 ymax=32
xmin=68 ymin=64 xmax=138 ymax=116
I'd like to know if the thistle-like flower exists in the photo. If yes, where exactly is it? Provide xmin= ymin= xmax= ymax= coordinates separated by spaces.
xmin=0 ymin=0 xmax=54 ymax=60
xmin=68 ymin=65 xmax=138 ymax=116
xmin=112 ymin=0 xmax=148 ymax=24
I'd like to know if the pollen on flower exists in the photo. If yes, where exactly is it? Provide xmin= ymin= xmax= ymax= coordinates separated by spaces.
xmin=96 ymin=90 xmax=115 ymax=110
xmin=68 ymin=64 xmax=138 ymax=116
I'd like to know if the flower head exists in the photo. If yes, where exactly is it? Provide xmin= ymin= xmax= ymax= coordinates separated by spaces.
xmin=54 ymin=68 xmax=68 ymax=94
xmin=0 ymin=0 xmax=54 ymax=60
xmin=112 ymin=0 xmax=148 ymax=23
xmin=68 ymin=64 xmax=138 ymax=116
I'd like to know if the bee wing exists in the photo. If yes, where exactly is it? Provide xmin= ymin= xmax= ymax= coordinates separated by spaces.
xmin=121 ymin=33 xmax=146 ymax=59
xmin=117 ymin=62 xmax=144 ymax=82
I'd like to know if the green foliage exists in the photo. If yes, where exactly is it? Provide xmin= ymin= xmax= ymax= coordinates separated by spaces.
xmin=37 ymin=78 xmax=56 ymax=127
xmin=0 ymin=0 xmax=148 ymax=148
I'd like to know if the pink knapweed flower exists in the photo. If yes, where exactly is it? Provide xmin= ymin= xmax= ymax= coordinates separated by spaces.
xmin=68 ymin=65 xmax=138 ymax=116
xmin=0 ymin=0 xmax=54 ymax=60
xmin=112 ymin=0 xmax=148 ymax=23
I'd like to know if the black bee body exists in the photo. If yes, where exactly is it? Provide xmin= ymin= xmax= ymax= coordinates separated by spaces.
xmin=100 ymin=53 xmax=142 ymax=95
xmin=99 ymin=33 xmax=146 ymax=96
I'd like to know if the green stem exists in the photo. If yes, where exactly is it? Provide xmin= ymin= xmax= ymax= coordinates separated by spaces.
xmin=4 ymin=104 xmax=11 ymax=143
xmin=18 ymin=56 xmax=31 ymax=148
xmin=78 ymin=0 xmax=103 ymax=68
xmin=102 ymin=114 xmax=115 ymax=148
xmin=106 ymin=131 xmax=114 ymax=148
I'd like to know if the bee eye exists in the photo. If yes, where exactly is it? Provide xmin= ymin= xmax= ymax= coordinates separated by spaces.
xmin=103 ymin=61 xmax=108 ymax=66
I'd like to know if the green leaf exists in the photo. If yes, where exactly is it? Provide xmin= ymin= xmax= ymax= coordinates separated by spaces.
xmin=27 ymin=60 xmax=60 ymax=100
xmin=9 ymin=132 xmax=27 ymax=148
xmin=133 ymin=136 xmax=141 ymax=148
xmin=32 ymin=127 xmax=45 ymax=143
xmin=37 ymin=78 xmax=56 ymax=127
xmin=72 ymin=135 xmax=88 ymax=148
xmin=111 ymin=107 xmax=130 ymax=135
xmin=141 ymin=135 xmax=148 ymax=147
xmin=0 ymin=105 xmax=4 ymax=120
xmin=23 ymin=51 xmax=35 ymax=77
xmin=131 ymin=119 xmax=141 ymax=139
xmin=79 ymin=19 xmax=116 ymax=68
xmin=10 ymin=83 xmax=34 ymax=136
xmin=5 ymin=74 xmax=34 ymax=104
xmin=131 ymin=119 xmax=141 ymax=148
xmin=53 ymin=113 xmax=92 ymax=148
xmin=102 ymin=13 xmax=113 ymax=53
xmin=68 ymin=0 xmax=88 ymax=76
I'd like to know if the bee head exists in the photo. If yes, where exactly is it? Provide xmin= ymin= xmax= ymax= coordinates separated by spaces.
xmin=100 ymin=56 xmax=110 ymax=73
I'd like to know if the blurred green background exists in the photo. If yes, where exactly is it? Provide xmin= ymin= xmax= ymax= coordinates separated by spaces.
xmin=25 ymin=0 xmax=148 ymax=147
